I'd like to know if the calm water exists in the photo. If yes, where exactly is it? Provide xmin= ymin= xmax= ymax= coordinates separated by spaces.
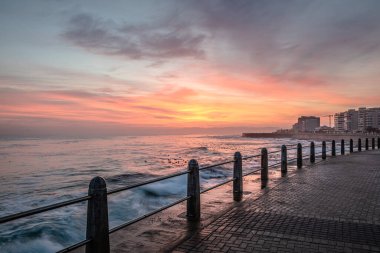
xmin=0 ymin=135 xmax=309 ymax=253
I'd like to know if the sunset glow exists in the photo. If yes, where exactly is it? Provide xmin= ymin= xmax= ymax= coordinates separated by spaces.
xmin=1 ymin=0 xmax=380 ymax=136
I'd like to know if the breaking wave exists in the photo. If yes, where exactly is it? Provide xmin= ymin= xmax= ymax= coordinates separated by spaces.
xmin=0 ymin=135 xmax=308 ymax=252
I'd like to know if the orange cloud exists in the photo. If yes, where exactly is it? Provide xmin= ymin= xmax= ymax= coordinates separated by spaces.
xmin=1 ymin=64 xmax=379 ymax=133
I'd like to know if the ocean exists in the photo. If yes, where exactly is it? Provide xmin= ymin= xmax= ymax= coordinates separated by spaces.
xmin=0 ymin=135 xmax=311 ymax=253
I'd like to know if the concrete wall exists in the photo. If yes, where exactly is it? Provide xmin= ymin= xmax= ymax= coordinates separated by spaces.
xmin=242 ymin=132 xmax=379 ymax=141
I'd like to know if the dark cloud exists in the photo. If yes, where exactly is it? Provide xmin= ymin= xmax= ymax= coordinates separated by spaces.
xmin=62 ymin=13 xmax=205 ymax=60
xmin=61 ymin=1 xmax=380 ymax=86
xmin=179 ymin=0 xmax=380 ymax=84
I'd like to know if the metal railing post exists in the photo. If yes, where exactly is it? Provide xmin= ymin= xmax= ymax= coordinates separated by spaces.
xmin=358 ymin=138 xmax=362 ymax=152
xmin=187 ymin=159 xmax=200 ymax=221
xmin=365 ymin=138 xmax=369 ymax=150
xmin=297 ymin=143 xmax=302 ymax=169
xmin=332 ymin=140 xmax=336 ymax=157
xmin=350 ymin=139 xmax=353 ymax=153
xmin=372 ymin=138 xmax=375 ymax=150
xmin=322 ymin=141 xmax=326 ymax=160
xmin=281 ymin=145 xmax=287 ymax=176
xmin=86 ymin=177 xmax=110 ymax=253
xmin=378 ymin=137 xmax=380 ymax=149
xmin=310 ymin=142 xmax=315 ymax=163
xmin=233 ymin=152 xmax=243 ymax=201
xmin=261 ymin=148 xmax=268 ymax=188
xmin=341 ymin=139 xmax=345 ymax=155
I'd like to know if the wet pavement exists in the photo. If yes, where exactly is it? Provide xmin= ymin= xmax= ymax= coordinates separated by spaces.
xmin=174 ymin=150 xmax=380 ymax=252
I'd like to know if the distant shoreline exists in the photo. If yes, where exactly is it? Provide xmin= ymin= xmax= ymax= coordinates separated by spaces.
xmin=242 ymin=132 xmax=379 ymax=141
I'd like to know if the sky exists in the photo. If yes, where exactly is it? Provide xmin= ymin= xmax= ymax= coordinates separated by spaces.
xmin=1 ymin=0 xmax=380 ymax=137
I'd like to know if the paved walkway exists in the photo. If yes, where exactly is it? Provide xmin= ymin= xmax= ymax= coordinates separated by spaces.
xmin=174 ymin=150 xmax=380 ymax=252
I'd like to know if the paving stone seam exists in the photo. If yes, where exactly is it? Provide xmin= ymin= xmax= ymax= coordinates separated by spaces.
xmin=170 ymin=160 xmax=325 ymax=251
xmin=173 ymin=151 xmax=380 ymax=252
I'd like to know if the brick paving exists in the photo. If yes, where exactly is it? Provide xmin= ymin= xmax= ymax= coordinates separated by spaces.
xmin=174 ymin=150 xmax=380 ymax=252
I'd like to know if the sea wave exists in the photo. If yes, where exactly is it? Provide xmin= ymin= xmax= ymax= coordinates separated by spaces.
xmin=0 ymin=135 xmax=306 ymax=252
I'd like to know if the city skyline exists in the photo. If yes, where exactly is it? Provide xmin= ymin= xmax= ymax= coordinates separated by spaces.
xmin=334 ymin=106 xmax=380 ymax=132
xmin=1 ymin=1 xmax=380 ymax=136
xmin=285 ymin=106 xmax=380 ymax=133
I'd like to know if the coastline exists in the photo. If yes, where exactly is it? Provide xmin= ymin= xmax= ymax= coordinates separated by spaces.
xmin=242 ymin=132 xmax=379 ymax=141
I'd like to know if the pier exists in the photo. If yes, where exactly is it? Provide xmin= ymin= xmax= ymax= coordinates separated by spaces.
xmin=0 ymin=137 xmax=379 ymax=252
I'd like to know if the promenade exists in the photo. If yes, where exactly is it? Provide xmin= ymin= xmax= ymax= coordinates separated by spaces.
xmin=174 ymin=150 xmax=380 ymax=252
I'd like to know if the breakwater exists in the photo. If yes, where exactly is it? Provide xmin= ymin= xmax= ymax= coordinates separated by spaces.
xmin=242 ymin=132 xmax=378 ymax=141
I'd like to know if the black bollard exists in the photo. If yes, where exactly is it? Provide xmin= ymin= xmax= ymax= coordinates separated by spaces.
xmin=261 ymin=148 xmax=268 ymax=188
xmin=86 ymin=177 xmax=110 ymax=253
xmin=349 ymin=139 xmax=353 ymax=153
xmin=187 ymin=159 xmax=200 ymax=221
xmin=281 ymin=145 xmax=287 ymax=176
xmin=310 ymin=142 xmax=315 ymax=163
xmin=297 ymin=143 xmax=302 ymax=169
xmin=332 ymin=140 xmax=336 ymax=157
xmin=233 ymin=152 xmax=243 ymax=201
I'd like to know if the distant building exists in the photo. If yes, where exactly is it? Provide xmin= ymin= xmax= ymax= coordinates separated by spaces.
xmin=334 ymin=112 xmax=345 ymax=132
xmin=334 ymin=107 xmax=380 ymax=132
xmin=290 ymin=107 xmax=379 ymax=134
xmin=292 ymin=123 xmax=300 ymax=132
xmin=365 ymin=107 xmax=380 ymax=130
xmin=343 ymin=109 xmax=358 ymax=132
xmin=315 ymin=126 xmax=334 ymax=133
xmin=296 ymin=116 xmax=320 ymax=132
xmin=358 ymin=107 xmax=367 ymax=131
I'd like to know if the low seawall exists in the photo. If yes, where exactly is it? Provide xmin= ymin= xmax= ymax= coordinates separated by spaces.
xmin=241 ymin=133 xmax=293 ymax=138
xmin=242 ymin=132 xmax=378 ymax=141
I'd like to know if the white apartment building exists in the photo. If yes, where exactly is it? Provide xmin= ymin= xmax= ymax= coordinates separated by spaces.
xmin=335 ymin=107 xmax=380 ymax=132
xmin=358 ymin=107 xmax=367 ymax=131
xmin=334 ymin=112 xmax=345 ymax=132
xmin=343 ymin=109 xmax=358 ymax=131
xmin=366 ymin=107 xmax=380 ymax=130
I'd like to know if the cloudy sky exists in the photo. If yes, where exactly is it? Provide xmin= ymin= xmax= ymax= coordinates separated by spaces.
xmin=1 ymin=0 xmax=380 ymax=136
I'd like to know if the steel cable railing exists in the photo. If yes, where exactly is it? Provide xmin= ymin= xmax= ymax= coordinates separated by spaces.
xmin=108 ymin=196 xmax=191 ymax=234
xmin=0 ymin=195 xmax=91 ymax=224
xmin=0 ymin=136 xmax=378 ymax=253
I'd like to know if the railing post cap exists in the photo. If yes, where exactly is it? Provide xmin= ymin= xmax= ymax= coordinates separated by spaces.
xmin=234 ymin=151 xmax=242 ymax=159
xmin=188 ymin=159 xmax=199 ymax=168
xmin=89 ymin=176 xmax=107 ymax=190
xmin=281 ymin=144 xmax=286 ymax=149
xmin=261 ymin=147 xmax=267 ymax=153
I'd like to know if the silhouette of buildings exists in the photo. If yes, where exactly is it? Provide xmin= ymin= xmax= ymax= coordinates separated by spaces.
xmin=292 ymin=116 xmax=320 ymax=132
